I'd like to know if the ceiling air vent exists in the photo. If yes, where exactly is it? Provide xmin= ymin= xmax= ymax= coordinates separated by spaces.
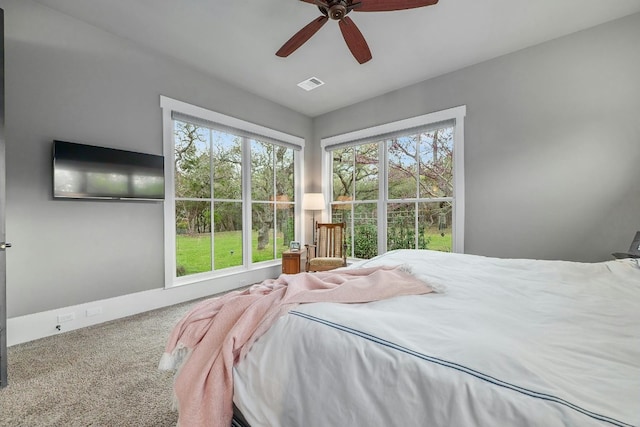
xmin=297 ymin=77 xmax=325 ymax=91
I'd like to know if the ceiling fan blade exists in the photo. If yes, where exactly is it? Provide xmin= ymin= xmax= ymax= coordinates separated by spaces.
xmin=354 ymin=0 xmax=438 ymax=12
xmin=299 ymin=0 xmax=331 ymax=7
xmin=276 ymin=16 xmax=329 ymax=58
xmin=303 ymin=0 xmax=332 ymax=6
xmin=338 ymin=16 xmax=372 ymax=64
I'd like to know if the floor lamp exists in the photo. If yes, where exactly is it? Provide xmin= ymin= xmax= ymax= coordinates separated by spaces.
xmin=302 ymin=192 xmax=325 ymax=245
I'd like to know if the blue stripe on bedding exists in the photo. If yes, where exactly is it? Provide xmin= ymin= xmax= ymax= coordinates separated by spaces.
xmin=290 ymin=310 xmax=634 ymax=427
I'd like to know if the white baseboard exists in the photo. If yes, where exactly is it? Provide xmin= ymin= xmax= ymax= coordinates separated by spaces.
xmin=7 ymin=266 xmax=280 ymax=347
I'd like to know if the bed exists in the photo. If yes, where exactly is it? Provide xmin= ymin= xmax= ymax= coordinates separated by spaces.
xmin=228 ymin=250 xmax=640 ymax=427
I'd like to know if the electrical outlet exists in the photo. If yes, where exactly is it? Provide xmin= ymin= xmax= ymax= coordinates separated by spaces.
xmin=86 ymin=307 xmax=102 ymax=317
xmin=57 ymin=312 xmax=75 ymax=323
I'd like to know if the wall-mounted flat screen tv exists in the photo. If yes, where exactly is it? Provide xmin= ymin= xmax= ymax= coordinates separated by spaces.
xmin=53 ymin=140 xmax=165 ymax=200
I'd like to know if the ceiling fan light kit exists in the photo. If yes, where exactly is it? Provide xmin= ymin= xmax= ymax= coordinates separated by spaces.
xmin=276 ymin=0 xmax=439 ymax=64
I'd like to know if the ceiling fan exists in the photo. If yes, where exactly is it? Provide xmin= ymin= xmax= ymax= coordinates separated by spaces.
xmin=276 ymin=0 xmax=439 ymax=64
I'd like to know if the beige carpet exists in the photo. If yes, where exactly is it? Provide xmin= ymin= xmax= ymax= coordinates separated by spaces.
xmin=0 ymin=300 xmax=203 ymax=427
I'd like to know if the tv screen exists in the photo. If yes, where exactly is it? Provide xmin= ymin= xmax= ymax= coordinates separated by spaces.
xmin=53 ymin=140 xmax=165 ymax=200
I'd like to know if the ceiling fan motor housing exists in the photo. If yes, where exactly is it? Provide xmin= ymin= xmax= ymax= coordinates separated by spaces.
xmin=318 ymin=1 xmax=350 ymax=20
xmin=329 ymin=4 xmax=347 ymax=19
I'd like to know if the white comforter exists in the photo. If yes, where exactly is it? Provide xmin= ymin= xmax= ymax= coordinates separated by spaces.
xmin=233 ymin=250 xmax=640 ymax=427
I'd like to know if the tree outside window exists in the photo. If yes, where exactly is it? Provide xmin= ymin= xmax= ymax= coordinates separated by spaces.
xmin=329 ymin=124 xmax=455 ymax=259
xmin=173 ymin=120 xmax=295 ymax=277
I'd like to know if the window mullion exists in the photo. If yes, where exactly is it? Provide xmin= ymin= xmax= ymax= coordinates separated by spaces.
xmin=415 ymin=134 xmax=421 ymax=249
xmin=242 ymin=137 xmax=252 ymax=268
xmin=272 ymin=150 xmax=277 ymax=257
xmin=350 ymin=148 xmax=356 ymax=258
xmin=415 ymin=201 xmax=419 ymax=249
xmin=210 ymin=128 xmax=215 ymax=271
xmin=379 ymin=140 xmax=387 ymax=253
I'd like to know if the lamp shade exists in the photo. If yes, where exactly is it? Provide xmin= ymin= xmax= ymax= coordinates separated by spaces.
xmin=302 ymin=193 xmax=325 ymax=211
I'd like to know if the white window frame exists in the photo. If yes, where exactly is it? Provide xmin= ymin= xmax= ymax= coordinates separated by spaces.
xmin=321 ymin=105 xmax=466 ymax=255
xmin=161 ymin=96 xmax=305 ymax=288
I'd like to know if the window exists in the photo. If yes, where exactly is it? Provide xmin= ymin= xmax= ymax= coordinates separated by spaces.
xmin=161 ymin=97 xmax=303 ymax=287
xmin=322 ymin=106 xmax=465 ymax=259
xmin=250 ymin=140 xmax=296 ymax=263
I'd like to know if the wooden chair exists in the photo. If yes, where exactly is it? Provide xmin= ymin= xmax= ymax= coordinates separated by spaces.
xmin=305 ymin=222 xmax=347 ymax=272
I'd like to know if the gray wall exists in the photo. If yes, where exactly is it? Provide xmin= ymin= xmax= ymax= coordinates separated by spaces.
xmin=312 ymin=13 xmax=640 ymax=263
xmin=2 ymin=0 xmax=312 ymax=317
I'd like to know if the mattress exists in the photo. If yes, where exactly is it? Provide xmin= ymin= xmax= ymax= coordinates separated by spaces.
xmin=232 ymin=250 xmax=640 ymax=427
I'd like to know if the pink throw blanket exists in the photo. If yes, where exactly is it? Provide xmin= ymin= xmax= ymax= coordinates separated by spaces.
xmin=159 ymin=265 xmax=432 ymax=427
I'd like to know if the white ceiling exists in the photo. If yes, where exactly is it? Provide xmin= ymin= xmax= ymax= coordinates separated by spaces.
xmin=32 ymin=0 xmax=640 ymax=117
